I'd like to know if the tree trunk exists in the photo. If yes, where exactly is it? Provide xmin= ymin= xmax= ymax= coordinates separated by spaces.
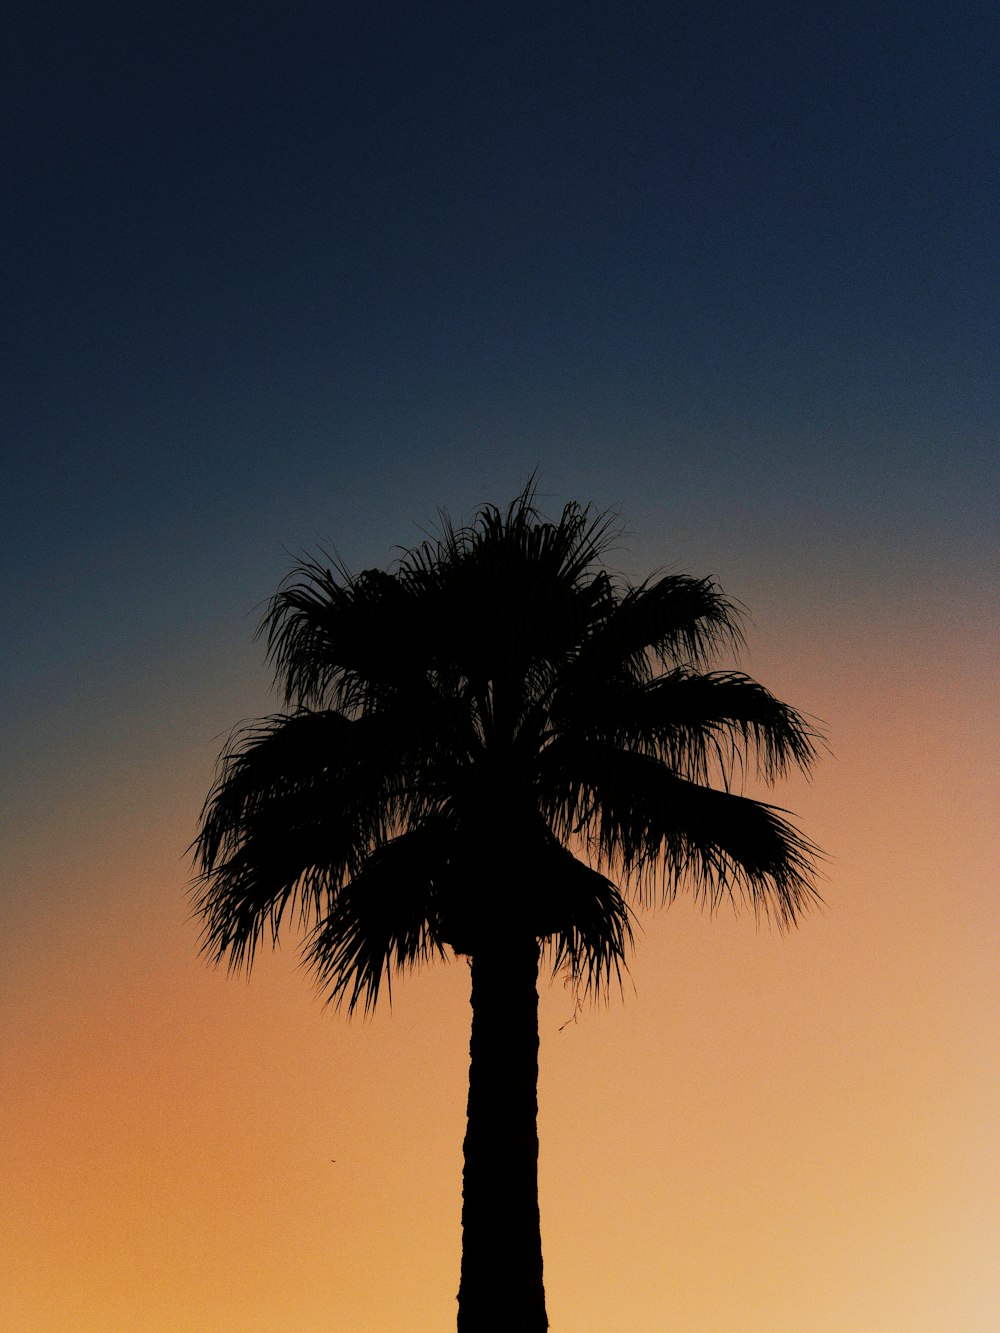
xmin=457 ymin=936 xmax=548 ymax=1331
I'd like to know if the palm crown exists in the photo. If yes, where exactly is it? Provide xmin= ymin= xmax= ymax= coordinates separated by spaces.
xmin=194 ymin=488 xmax=820 ymax=1007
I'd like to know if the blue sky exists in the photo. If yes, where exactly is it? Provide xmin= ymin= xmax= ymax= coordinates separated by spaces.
xmin=4 ymin=1 xmax=994 ymax=852
xmin=4 ymin=0 xmax=995 ymax=796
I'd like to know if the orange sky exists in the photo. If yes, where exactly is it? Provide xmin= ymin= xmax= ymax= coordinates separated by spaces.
xmin=3 ymin=576 xmax=997 ymax=1332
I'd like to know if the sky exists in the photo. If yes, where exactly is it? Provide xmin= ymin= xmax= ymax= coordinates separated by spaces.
xmin=2 ymin=2 xmax=997 ymax=1329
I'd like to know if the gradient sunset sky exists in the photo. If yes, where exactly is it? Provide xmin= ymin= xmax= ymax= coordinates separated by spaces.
xmin=2 ymin=3 xmax=997 ymax=1330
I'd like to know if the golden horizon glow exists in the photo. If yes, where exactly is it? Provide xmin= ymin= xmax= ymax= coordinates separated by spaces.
xmin=3 ymin=601 xmax=997 ymax=1331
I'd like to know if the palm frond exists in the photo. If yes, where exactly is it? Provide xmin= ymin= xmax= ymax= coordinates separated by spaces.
xmin=543 ymin=744 xmax=822 ymax=928
xmin=539 ymin=848 xmax=635 ymax=997
xmin=561 ymin=669 xmax=821 ymax=786
xmin=191 ymin=706 xmax=440 ymax=973
xmin=305 ymin=824 xmax=451 ymax=1014
xmin=551 ymin=574 xmax=745 ymax=721
xmin=262 ymin=562 xmax=430 ymax=712
xmin=192 ymin=828 xmax=338 ymax=975
xmin=391 ymin=485 xmax=622 ymax=701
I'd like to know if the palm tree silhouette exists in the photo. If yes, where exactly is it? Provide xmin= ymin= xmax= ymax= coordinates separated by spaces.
xmin=192 ymin=484 xmax=822 ymax=1331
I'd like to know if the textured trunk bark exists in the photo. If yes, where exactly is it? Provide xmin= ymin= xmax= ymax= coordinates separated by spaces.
xmin=456 ymin=937 xmax=548 ymax=1331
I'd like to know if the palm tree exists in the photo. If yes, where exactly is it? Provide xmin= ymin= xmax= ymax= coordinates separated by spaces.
xmin=192 ymin=485 xmax=822 ymax=1331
